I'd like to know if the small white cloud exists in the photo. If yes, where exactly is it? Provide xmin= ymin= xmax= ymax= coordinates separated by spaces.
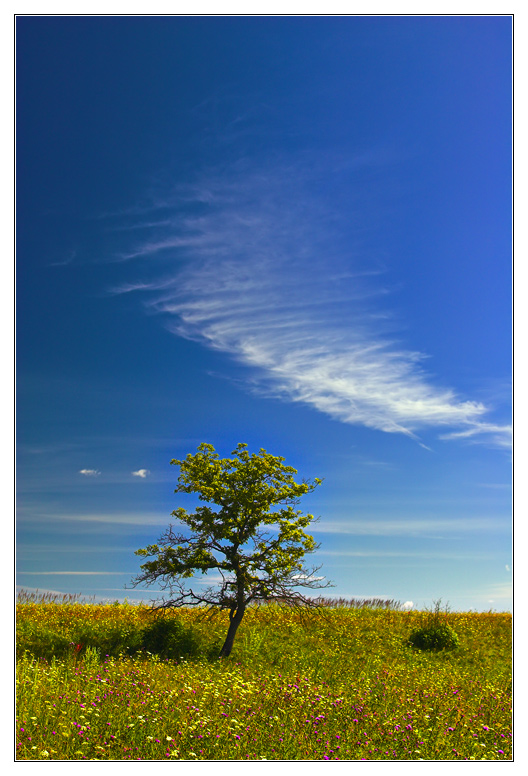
xmin=79 ymin=469 xmax=101 ymax=477
xmin=505 ymin=565 xmax=511 ymax=572
xmin=132 ymin=469 xmax=150 ymax=478
xmin=292 ymin=573 xmax=325 ymax=582
xmin=402 ymin=601 xmax=414 ymax=610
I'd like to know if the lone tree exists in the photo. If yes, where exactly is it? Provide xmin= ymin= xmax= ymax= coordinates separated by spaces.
xmin=132 ymin=442 xmax=331 ymax=657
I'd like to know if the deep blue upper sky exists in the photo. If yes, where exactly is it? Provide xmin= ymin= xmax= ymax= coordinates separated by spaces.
xmin=16 ymin=16 xmax=512 ymax=610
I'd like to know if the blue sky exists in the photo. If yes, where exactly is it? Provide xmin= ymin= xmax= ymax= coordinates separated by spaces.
xmin=16 ymin=15 xmax=512 ymax=611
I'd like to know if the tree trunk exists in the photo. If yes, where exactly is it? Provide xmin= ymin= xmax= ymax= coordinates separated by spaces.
xmin=219 ymin=604 xmax=246 ymax=658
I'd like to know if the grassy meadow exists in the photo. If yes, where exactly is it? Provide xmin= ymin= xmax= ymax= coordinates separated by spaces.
xmin=16 ymin=593 xmax=512 ymax=761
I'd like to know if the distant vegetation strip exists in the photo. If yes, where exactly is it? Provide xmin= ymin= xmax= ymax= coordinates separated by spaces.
xmin=16 ymin=589 xmax=406 ymax=609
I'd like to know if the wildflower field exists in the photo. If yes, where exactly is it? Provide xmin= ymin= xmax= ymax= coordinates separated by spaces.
xmin=16 ymin=593 xmax=512 ymax=761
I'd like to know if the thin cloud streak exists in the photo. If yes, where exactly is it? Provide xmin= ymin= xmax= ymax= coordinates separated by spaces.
xmin=20 ymin=571 xmax=132 ymax=576
xmin=19 ymin=511 xmax=171 ymax=526
xmin=18 ymin=512 xmax=506 ymax=536
xmin=439 ymin=422 xmax=512 ymax=449
xmin=108 ymin=155 xmax=509 ymax=446
xmin=318 ymin=550 xmax=491 ymax=560
xmin=311 ymin=517 xmax=506 ymax=536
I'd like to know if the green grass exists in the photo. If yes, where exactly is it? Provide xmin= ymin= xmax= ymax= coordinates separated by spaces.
xmin=15 ymin=596 xmax=512 ymax=761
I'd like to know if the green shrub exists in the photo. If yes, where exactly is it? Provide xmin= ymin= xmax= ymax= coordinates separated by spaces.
xmin=77 ymin=625 xmax=143 ymax=657
xmin=16 ymin=619 xmax=142 ymax=661
xmin=16 ymin=623 xmax=72 ymax=660
xmin=408 ymin=599 xmax=460 ymax=652
xmin=16 ymin=609 xmax=204 ymax=662
xmin=408 ymin=622 xmax=460 ymax=651
xmin=139 ymin=616 xmax=201 ymax=660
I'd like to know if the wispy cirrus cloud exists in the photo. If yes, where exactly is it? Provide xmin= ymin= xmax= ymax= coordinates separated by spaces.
xmin=439 ymin=422 xmax=512 ymax=449
xmin=107 ymin=153 xmax=509 ymax=447
xmin=79 ymin=469 xmax=101 ymax=477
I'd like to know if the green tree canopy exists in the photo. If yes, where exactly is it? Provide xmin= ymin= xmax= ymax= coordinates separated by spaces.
xmin=132 ymin=443 xmax=331 ymax=657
